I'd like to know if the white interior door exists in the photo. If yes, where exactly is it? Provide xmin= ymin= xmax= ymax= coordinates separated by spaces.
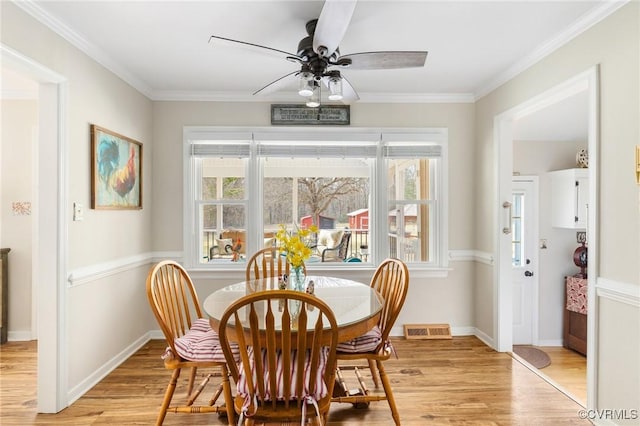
xmin=511 ymin=178 xmax=538 ymax=345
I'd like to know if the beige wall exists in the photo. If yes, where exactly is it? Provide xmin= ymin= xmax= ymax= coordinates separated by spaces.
xmin=0 ymin=99 xmax=37 ymax=337
xmin=476 ymin=2 xmax=639 ymax=415
xmin=1 ymin=2 xmax=155 ymax=396
xmin=152 ymin=101 xmax=478 ymax=332
xmin=2 ymin=0 xmax=639 ymax=417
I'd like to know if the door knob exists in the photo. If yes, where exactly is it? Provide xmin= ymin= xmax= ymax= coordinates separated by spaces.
xmin=524 ymin=271 xmax=534 ymax=277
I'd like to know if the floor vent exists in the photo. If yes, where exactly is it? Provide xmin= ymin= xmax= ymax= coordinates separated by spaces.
xmin=403 ymin=324 xmax=452 ymax=340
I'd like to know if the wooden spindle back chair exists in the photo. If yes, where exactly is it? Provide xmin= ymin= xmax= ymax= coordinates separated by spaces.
xmin=245 ymin=247 xmax=306 ymax=281
xmin=218 ymin=290 xmax=339 ymax=425
xmin=332 ymin=258 xmax=409 ymax=426
xmin=146 ymin=260 xmax=234 ymax=425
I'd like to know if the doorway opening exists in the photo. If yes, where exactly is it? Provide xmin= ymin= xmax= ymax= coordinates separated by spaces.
xmin=1 ymin=44 xmax=68 ymax=413
xmin=495 ymin=66 xmax=598 ymax=409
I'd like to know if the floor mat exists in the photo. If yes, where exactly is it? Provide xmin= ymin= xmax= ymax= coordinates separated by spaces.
xmin=513 ymin=345 xmax=551 ymax=369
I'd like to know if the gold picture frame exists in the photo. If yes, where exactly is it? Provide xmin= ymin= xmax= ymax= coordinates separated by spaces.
xmin=90 ymin=125 xmax=142 ymax=210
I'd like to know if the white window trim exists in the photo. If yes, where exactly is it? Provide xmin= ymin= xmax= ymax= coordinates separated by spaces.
xmin=183 ymin=126 xmax=449 ymax=272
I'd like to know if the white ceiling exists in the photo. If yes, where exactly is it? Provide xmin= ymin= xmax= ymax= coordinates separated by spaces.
xmin=9 ymin=0 xmax=621 ymax=104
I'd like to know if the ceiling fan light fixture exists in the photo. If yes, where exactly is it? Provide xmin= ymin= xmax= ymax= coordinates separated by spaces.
xmin=327 ymin=76 xmax=343 ymax=101
xmin=306 ymin=84 xmax=320 ymax=107
xmin=298 ymin=72 xmax=314 ymax=97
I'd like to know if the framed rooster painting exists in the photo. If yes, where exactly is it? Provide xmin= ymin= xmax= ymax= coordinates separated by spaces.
xmin=90 ymin=125 xmax=142 ymax=209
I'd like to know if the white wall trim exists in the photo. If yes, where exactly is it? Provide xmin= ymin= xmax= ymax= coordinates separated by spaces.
xmin=66 ymin=251 xmax=184 ymax=286
xmin=449 ymin=250 xmax=494 ymax=265
xmin=155 ymin=90 xmax=476 ymax=104
xmin=537 ymin=339 xmax=563 ymax=347
xmin=596 ymin=277 xmax=640 ymax=307
xmin=66 ymin=250 xmax=504 ymax=285
xmin=66 ymin=333 xmax=150 ymax=405
xmin=13 ymin=0 xmax=154 ymax=99
xmin=474 ymin=0 xmax=629 ymax=99
xmin=473 ymin=327 xmax=495 ymax=349
xmin=67 ymin=253 xmax=154 ymax=286
xmin=7 ymin=330 xmax=33 ymax=342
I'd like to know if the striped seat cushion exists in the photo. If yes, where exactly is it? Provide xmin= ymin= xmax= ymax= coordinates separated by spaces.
xmin=336 ymin=325 xmax=382 ymax=353
xmin=237 ymin=347 xmax=329 ymax=402
xmin=168 ymin=318 xmax=239 ymax=363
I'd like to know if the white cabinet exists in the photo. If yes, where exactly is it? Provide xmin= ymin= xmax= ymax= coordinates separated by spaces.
xmin=549 ymin=168 xmax=588 ymax=229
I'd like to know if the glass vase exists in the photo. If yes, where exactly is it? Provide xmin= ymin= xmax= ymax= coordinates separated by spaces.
xmin=289 ymin=265 xmax=306 ymax=292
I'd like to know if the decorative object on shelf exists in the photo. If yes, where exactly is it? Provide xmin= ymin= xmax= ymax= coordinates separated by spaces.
xmin=573 ymin=243 xmax=588 ymax=278
xmin=91 ymin=124 xmax=142 ymax=210
xmin=275 ymin=223 xmax=318 ymax=290
xmin=576 ymin=148 xmax=588 ymax=168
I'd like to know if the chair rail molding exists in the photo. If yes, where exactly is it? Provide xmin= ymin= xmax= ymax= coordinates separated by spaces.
xmin=68 ymin=253 xmax=153 ymax=286
xmin=449 ymin=250 xmax=494 ymax=265
xmin=596 ymin=277 xmax=640 ymax=307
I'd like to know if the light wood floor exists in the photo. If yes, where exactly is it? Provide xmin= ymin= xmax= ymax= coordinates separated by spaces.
xmin=0 ymin=336 xmax=590 ymax=425
xmin=531 ymin=346 xmax=587 ymax=405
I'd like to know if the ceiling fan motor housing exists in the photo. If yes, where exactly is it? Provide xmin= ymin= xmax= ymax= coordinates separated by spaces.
xmin=209 ymin=5 xmax=426 ymax=102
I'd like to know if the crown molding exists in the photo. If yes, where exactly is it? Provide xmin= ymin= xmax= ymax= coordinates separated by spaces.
xmin=474 ymin=0 xmax=629 ymax=100
xmin=153 ymin=89 xmax=475 ymax=104
xmin=12 ymin=0 xmax=474 ymax=105
xmin=14 ymin=0 xmax=154 ymax=99
xmin=359 ymin=92 xmax=476 ymax=104
xmin=15 ymin=0 xmax=628 ymax=105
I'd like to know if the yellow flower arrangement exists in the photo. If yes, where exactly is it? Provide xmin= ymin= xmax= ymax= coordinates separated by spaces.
xmin=275 ymin=223 xmax=318 ymax=269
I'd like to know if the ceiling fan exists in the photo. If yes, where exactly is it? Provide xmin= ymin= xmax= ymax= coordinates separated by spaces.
xmin=209 ymin=0 xmax=428 ymax=107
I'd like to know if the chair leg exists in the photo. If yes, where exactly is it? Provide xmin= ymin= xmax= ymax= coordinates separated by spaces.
xmin=377 ymin=360 xmax=400 ymax=426
xmin=367 ymin=359 xmax=379 ymax=388
xmin=187 ymin=366 xmax=197 ymax=395
xmin=157 ymin=368 xmax=181 ymax=426
xmin=221 ymin=365 xmax=235 ymax=426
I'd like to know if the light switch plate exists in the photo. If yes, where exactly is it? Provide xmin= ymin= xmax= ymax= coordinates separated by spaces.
xmin=73 ymin=202 xmax=84 ymax=221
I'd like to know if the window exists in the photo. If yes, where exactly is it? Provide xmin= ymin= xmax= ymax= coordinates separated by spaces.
xmin=184 ymin=128 xmax=448 ymax=270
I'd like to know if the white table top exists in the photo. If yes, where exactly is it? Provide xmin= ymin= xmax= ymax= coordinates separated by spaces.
xmin=203 ymin=275 xmax=383 ymax=341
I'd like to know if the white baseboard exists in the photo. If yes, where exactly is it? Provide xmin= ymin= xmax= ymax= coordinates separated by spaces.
xmin=473 ymin=328 xmax=495 ymax=349
xmin=66 ymin=333 xmax=151 ymax=405
xmin=7 ymin=330 xmax=34 ymax=341
xmin=537 ymin=339 xmax=563 ymax=347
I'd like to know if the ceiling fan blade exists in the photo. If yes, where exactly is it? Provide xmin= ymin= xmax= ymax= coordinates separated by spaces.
xmin=339 ymin=74 xmax=360 ymax=103
xmin=209 ymin=35 xmax=302 ymax=63
xmin=337 ymin=51 xmax=428 ymax=70
xmin=252 ymin=71 xmax=299 ymax=96
xmin=313 ymin=0 xmax=357 ymax=58
xmin=340 ymin=75 xmax=359 ymax=102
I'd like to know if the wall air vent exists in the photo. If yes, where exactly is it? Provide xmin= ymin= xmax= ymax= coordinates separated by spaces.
xmin=403 ymin=324 xmax=452 ymax=340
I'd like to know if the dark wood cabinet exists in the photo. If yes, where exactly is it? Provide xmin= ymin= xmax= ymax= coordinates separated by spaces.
xmin=1 ymin=248 xmax=10 ymax=344
xmin=563 ymin=275 xmax=587 ymax=356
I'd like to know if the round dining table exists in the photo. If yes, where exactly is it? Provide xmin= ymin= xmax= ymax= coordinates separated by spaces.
xmin=203 ymin=275 xmax=383 ymax=343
